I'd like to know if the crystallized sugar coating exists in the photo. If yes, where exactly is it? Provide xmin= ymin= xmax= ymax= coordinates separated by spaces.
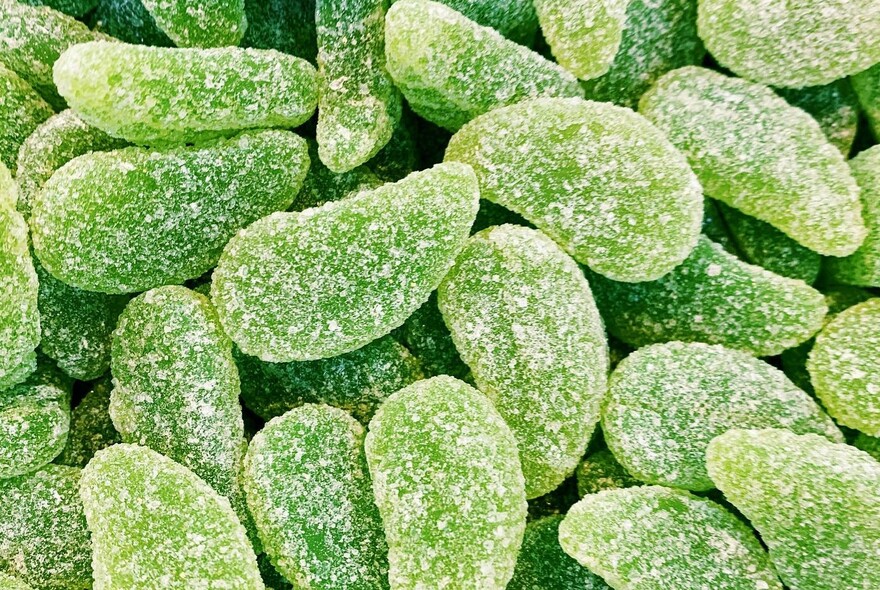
xmin=581 ymin=0 xmax=703 ymax=108
xmin=0 ymin=572 xmax=32 ymax=590
xmin=140 ymin=0 xmax=247 ymax=48
xmin=292 ymin=139 xmax=383 ymax=212
xmin=0 ymin=65 xmax=53 ymax=174
xmin=640 ymin=67 xmax=865 ymax=257
xmin=55 ymin=377 xmax=120 ymax=468
xmin=212 ymin=163 xmax=479 ymax=362
xmin=438 ymin=225 xmax=609 ymax=498
xmin=508 ymin=516 xmax=609 ymax=590
xmin=54 ymin=41 xmax=318 ymax=145
xmin=397 ymin=0 xmax=539 ymax=45
xmin=80 ymin=444 xmax=263 ymax=590
xmin=559 ymin=486 xmax=781 ymax=590
xmin=316 ymin=0 xmax=401 ymax=173
xmin=236 ymin=335 xmax=424 ymax=424
xmin=697 ymin=0 xmax=880 ymax=88
xmin=826 ymin=146 xmax=880 ymax=286
xmin=807 ymin=299 xmax=880 ymax=436
xmin=0 ymin=465 xmax=92 ymax=590
xmin=16 ymin=109 xmax=128 ymax=218
xmin=776 ymin=80 xmax=860 ymax=156
xmin=384 ymin=0 xmax=582 ymax=131
xmin=393 ymin=292 xmax=469 ymax=378
xmin=365 ymin=376 xmax=527 ymax=590
xmin=446 ymin=98 xmax=703 ymax=282
xmin=533 ymin=0 xmax=629 ymax=81
xmin=242 ymin=0 xmax=317 ymax=62
xmin=576 ymin=448 xmax=641 ymax=497
xmin=604 ymin=341 xmax=843 ymax=491
xmin=19 ymin=0 xmax=98 ymax=17
xmin=245 ymin=405 xmax=389 ymax=589
xmin=707 ymin=429 xmax=880 ymax=590
xmin=588 ymin=236 xmax=827 ymax=357
xmin=32 ymin=129 xmax=309 ymax=294
xmin=92 ymin=0 xmax=174 ymax=47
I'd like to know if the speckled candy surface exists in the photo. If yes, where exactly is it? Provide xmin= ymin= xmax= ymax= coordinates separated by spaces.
xmin=0 ymin=64 xmax=53 ymax=174
xmin=55 ymin=377 xmax=120 ymax=468
xmin=575 ymin=448 xmax=640 ymax=497
xmin=0 ymin=573 xmax=33 ymax=590
xmin=140 ymin=0 xmax=247 ymax=48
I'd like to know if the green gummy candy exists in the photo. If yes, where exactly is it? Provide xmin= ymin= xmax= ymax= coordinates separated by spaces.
xmin=54 ymin=41 xmax=318 ymax=145
xmin=706 ymin=429 xmax=880 ymax=590
xmin=316 ymin=0 xmax=401 ymax=173
xmin=697 ymin=0 xmax=880 ymax=88
xmin=19 ymin=0 xmax=98 ymax=17
xmin=508 ymin=515 xmax=609 ymax=590
xmin=393 ymin=292 xmax=469 ymax=379
xmin=245 ymin=404 xmax=389 ymax=589
xmin=581 ymin=0 xmax=704 ymax=109
xmin=576 ymin=448 xmax=640 ymax=497
xmin=438 ymin=225 xmax=609 ymax=498
xmin=604 ymin=341 xmax=843 ymax=491
xmin=365 ymin=376 xmax=527 ymax=589
xmin=32 ymin=129 xmax=309 ymax=294
xmin=446 ymin=97 xmax=703 ymax=282
xmin=559 ymin=486 xmax=782 ymax=590
xmin=212 ymin=162 xmax=479 ymax=362
xmin=395 ymin=0 xmax=538 ymax=45
xmin=826 ymin=145 xmax=880 ymax=287
xmin=236 ymin=334 xmax=423 ymax=423
xmin=0 ymin=64 xmax=53 ymax=174
xmin=807 ymin=298 xmax=880 ymax=436
xmin=384 ymin=0 xmax=582 ymax=131
xmin=55 ymin=377 xmax=120 ymax=468
xmin=81 ymin=444 xmax=262 ymax=590
xmin=0 ymin=465 xmax=92 ymax=590
xmin=293 ymin=139 xmax=383 ymax=212
xmin=855 ymin=432 xmax=880 ymax=461
xmin=0 ymin=0 xmax=102 ymax=109
xmin=533 ymin=0 xmax=629 ymax=81
xmin=640 ymin=67 xmax=865 ymax=257
xmin=16 ymin=109 xmax=128 ymax=218
xmin=140 ymin=0 xmax=247 ymax=48
xmin=0 ymin=573 xmax=32 ymax=590
xmin=588 ymin=236 xmax=828 ymax=357
xmin=91 ymin=0 xmax=174 ymax=47
xmin=776 ymin=80 xmax=860 ymax=157
xmin=242 ymin=0 xmax=317 ymax=63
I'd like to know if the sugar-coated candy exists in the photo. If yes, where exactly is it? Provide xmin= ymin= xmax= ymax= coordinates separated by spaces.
xmin=588 ymin=236 xmax=828 ymax=356
xmin=54 ymin=41 xmax=318 ymax=146
xmin=855 ymin=433 xmax=880 ymax=461
xmin=80 ymin=444 xmax=263 ymax=590
xmin=242 ymin=0 xmax=317 ymax=63
xmin=393 ymin=292 xmax=469 ymax=378
xmin=236 ymin=335 xmax=423 ymax=423
xmin=245 ymin=404 xmax=389 ymax=589
xmin=581 ymin=0 xmax=704 ymax=108
xmin=508 ymin=515 xmax=609 ymax=590
xmin=19 ymin=0 xmax=97 ymax=17
xmin=807 ymin=298 xmax=880 ymax=436
xmin=293 ymin=140 xmax=382 ymax=212
xmin=533 ymin=0 xmax=629 ymax=81
xmin=16 ymin=109 xmax=128 ymax=218
xmin=212 ymin=163 xmax=479 ymax=362
xmin=0 ymin=465 xmax=91 ymax=590
xmin=697 ymin=0 xmax=880 ymax=88
xmin=604 ymin=341 xmax=842 ymax=491
xmin=0 ymin=65 xmax=53 ymax=173
xmin=438 ymin=225 xmax=609 ymax=498
xmin=32 ymin=130 xmax=309 ymax=294
xmin=91 ymin=0 xmax=173 ymax=47
xmin=853 ymin=63 xmax=880 ymax=139
xmin=55 ymin=377 xmax=120 ymax=468
xmin=140 ymin=0 xmax=247 ymax=48
xmin=641 ymin=67 xmax=865 ymax=257
xmin=446 ymin=98 xmax=703 ymax=282
xmin=0 ymin=573 xmax=32 ymax=590
xmin=776 ymin=80 xmax=860 ymax=156
xmin=384 ymin=0 xmax=582 ymax=131
xmin=316 ymin=0 xmax=401 ymax=173
xmin=707 ymin=429 xmax=880 ymax=590
xmin=404 ymin=0 xmax=538 ymax=45
xmin=576 ymin=448 xmax=640 ymax=497
xmin=559 ymin=486 xmax=782 ymax=590
xmin=364 ymin=376 xmax=527 ymax=590
xmin=826 ymin=145 xmax=880 ymax=286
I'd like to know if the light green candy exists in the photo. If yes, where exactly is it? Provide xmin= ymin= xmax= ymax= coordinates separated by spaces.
xmin=576 ymin=448 xmax=640 ymax=497
xmin=588 ymin=236 xmax=828 ymax=357
xmin=0 ymin=572 xmax=32 ymax=590
xmin=316 ymin=0 xmax=401 ymax=173
xmin=697 ymin=0 xmax=880 ymax=88
xmin=776 ymin=80 xmax=860 ymax=156
xmin=55 ymin=377 xmax=120 ymax=468
xmin=438 ymin=225 xmax=608 ymax=498
xmin=0 ymin=465 xmax=92 ymax=590
xmin=245 ymin=405 xmax=389 ymax=589
xmin=32 ymin=129 xmax=309 ymax=294
xmin=393 ymin=292 xmax=469 ymax=379
xmin=81 ymin=444 xmax=262 ymax=590
xmin=853 ymin=63 xmax=880 ymax=139
xmin=236 ymin=335 xmax=423 ymax=424
xmin=826 ymin=146 xmax=880 ymax=286
xmin=292 ymin=139 xmax=383 ymax=212
xmin=384 ymin=0 xmax=582 ymax=131
xmin=0 ymin=64 xmax=53 ymax=173
xmin=394 ymin=0 xmax=538 ymax=45
xmin=140 ymin=0 xmax=247 ymax=47
xmin=559 ymin=486 xmax=782 ymax=590
xmin=242 ymin=0 xmax=317 ymax=62
xmin=446 ymin=98 xmax=703 ymax=282
xmin=807 ymin=298 xmax=880 ymax=436
xmin=533 ymin=0 xmax=629 ymax=81
xmin=640 ymin=66 xmax=865 ymax=257
xmin=365 ymin=376 xmax=527 ymax=590
xmin=508 ymin=515 xmax=609 ymax=590
xmin=54 ymin=41 xmax=318 ymax=145
xmin=707 ymin=429 xmax=880 ymax=590
xmin=604 ymin=341 xmax=843 ymax=491
xmin=212 ymin=162 xmax=479 ymax=362
xmin=581 ymin=0 xmax=704 ymax=108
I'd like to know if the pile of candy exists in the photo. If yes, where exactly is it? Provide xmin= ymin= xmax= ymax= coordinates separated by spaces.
xmin=1 ymin=0 xmax=879 ymax=588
